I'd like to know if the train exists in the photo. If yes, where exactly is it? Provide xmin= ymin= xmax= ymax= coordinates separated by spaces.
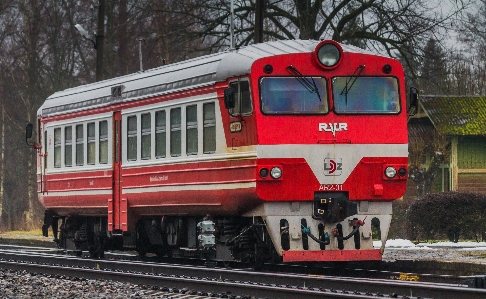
xmin=27 ymin=39 xmax=415 ymax=265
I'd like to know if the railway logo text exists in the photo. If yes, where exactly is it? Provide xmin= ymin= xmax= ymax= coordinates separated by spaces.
xmin=319 ymin=122 xmax=348 ymax=137
xmin=324 ymin=158 xmax=342 ymax=176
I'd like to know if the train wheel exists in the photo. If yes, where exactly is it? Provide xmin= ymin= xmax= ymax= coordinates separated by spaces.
xmin=135 ymin=221 xmax=150 ymax=258
xmin=88 ymin=233 xmax=105 ymax=258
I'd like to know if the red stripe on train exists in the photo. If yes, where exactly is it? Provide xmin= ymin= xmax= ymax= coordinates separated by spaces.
xmin=282 ymin=249 xmax=382 ymax=262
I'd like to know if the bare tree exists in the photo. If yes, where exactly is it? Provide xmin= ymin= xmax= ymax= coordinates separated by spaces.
xmin=151 ymin=0 xmax=471 ymax=68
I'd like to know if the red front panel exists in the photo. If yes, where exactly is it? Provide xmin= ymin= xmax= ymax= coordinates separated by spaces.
xmin=247 ymin=51 xmax=409 ymax=202
xmin=251 ymin=52 xmax=408 ymax=146
xmin=256 ymin=157 xmax=408 ymax=201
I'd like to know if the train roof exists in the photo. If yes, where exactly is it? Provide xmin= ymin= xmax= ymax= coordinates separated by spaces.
xmin=39 ymin=39 xmax=381 ymax=117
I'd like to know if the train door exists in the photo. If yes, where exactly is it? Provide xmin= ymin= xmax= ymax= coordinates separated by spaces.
xmin=108 ymin=111 xmax=127 ymax=232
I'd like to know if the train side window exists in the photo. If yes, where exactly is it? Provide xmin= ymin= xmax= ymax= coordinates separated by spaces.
xmin=155 ymin=110 xmax=166 ymax=158
xmin=141 ymin=113 xmax=151 ymax=160
xmin=65 ymin=126 xmax=72 ymax=167
xmin=186 ymin=105 xmax=198 ymax=155
xmin=127 ymin=116 xmax=137 ymax=161
xmin=54 ymin=128 xmax=61 ymax=168
xmin=203 ymin=103 xmax=216 ymax=153
xmin=76 ymin=124 xmax=84 ymax=166
xmin=229 ymin=80 xmax=252 ymax=116
xmin=87 ymin=122 xmax=96 ymax=165
xmin=170 ymin=108 xmax=181 ymax=156
xmin=99 ymin=120 xmax=108 ymax=164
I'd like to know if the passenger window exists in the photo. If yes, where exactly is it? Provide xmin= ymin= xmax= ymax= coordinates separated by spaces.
xmin=65 ymin=126 xmax=72 ymax=167
xmin=203 ymin=103 xmax=216 ymax=153
xmin=76 ymin=124 xmax=84 ymax=166
xmin=186 ymin=105 xmax=198 ymax=155
xmin=127 ymin=116 xmax=137 ymax=161
xmin=155 ymin=110 xmax=166 ymax=158
xmin=229 ymin=80 xmax=252 ymax=116
xmin=54 ymin=128 xmax=61 ymax=168
xmin=141 ymin=113 xmax=151 ymax=160
xmin=87 ymin=122 xmax=95 ymax=165
xmin=99 ymin=121 xmax=108 ymax=164
xmin=170 ymin=108 xmax=181 ymax=156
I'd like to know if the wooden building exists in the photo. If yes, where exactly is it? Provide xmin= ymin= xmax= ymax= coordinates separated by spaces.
xmin=407 ymin=96 xmax=486 ymax=196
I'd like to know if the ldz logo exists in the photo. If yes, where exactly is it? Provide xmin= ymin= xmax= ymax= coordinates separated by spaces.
xmin=319 ymin=123 xmax=348 ymax=137
xmin=324 ymin=158 xmax=342 ymax=176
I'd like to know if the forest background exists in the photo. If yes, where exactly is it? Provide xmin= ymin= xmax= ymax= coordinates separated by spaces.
xmin=0 ymin=0 xmax=484 ymax=231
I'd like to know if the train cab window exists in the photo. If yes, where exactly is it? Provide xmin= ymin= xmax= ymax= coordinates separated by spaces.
xmin=186 ymin=105 xmax=198 ymax=155
xmin=87 ymin=122 xmax=96 ymax=165
xmin=229 ymin=80 xmax=252 ymax=116
xmin=127 ymin=116 xmax=137 ymax=161
xmin=170 ymin=108 xmax=182 ymax=156
xmin=260 ymin=77 xmax=328 ymax=114
xmin=203 ymin=103 xmax=216 ymax=153
xmin=76 ymin=124 xmax=84 ymax=166
xmin=155 ymin=110 xmax=166 ymax=158
xmin=54 ymin=128 xmax=61 ymax=168
xmin=99 ymin=121 xmax=108 ymax=164
xmin=141 ymin=113 xmax=151 ymax=160
xmin=65 ymin=126 xmax=72 ymax=167
xmin=332 ymin=77 xmax=400 ymax=114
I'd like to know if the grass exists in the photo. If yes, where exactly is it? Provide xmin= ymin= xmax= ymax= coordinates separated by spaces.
xmin=0 ymin=229 xmax=43 ymax=236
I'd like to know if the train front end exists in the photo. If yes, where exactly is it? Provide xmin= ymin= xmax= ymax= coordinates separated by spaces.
xmin=246 ymin=40 xmax=409 ymax=262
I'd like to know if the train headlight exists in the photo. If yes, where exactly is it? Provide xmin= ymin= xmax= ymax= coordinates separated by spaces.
xmin=260 ymin=168 xmax=269 ymax=178
xmin=315 ymin=41 xmax=342 ymax=69
xmin=270 ymin=167 xmax=282 ymax=179
xmin=384 ymin=166 xmax=397 ymax=178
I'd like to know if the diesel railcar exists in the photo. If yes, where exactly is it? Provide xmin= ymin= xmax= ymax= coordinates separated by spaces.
xmin=28 ymin=39 xmax=414 ymax=264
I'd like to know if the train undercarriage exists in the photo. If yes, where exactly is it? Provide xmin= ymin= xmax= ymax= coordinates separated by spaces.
xmin=43 ymin=211 xmax=280 ymax=267
xmin=42 ymin=200 xmax=388 ymax=266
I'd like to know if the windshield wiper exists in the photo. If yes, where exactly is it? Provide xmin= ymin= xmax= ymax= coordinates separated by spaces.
xmin=286 ymin=65 xmax=321 ymax=101
xmin=340 ymin=65 xmax=365 ymax=104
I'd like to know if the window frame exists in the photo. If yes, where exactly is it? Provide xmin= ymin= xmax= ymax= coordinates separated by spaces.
xmin=64 ymin=126 xmax=73 ymax=167
xmin=54 ymin=128 xmax=61 ymax=168
xmin=228 ymin=79 xmax=253 ymax=117
xmin=186 ymin=105 xmax=198 ymax=155
xmin=75 ymin=124 xmax=84 ymax=166
xmin=99 ymin=120 xmax=108 ymax=164
xmin=170 ymin=107 xmax=182 ymax=157
xmin=331 ymin=76 xmax=401 ymax=115
xmin=127 ymin=115 xmax=138 ymax=161
xmin=259 ymin=76 xmax=329 ymax=115
xmin=155 ymin=110 xmax=167 ymax=159
xmin=203 ymin=102 xmax=216 ymax=154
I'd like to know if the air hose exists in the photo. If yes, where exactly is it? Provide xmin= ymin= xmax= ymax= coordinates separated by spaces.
xmin=335 ymin=225 xmax=360 ymax=241
xmin=301 ymin=225 xmax=330 ymax=245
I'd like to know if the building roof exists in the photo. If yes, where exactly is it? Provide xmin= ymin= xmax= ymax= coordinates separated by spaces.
xmin=39 ymin=39 xmax=384 ymax=118
xmin=420 ymin=95 xmax=486 ymax=135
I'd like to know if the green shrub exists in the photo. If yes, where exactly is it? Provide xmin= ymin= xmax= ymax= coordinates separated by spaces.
xmin=406 ymin=191 xmax=486 ymax=242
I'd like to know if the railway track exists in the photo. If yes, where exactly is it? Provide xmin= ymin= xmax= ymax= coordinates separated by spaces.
xmin=1 ymin=247 xmax=486 ymax=299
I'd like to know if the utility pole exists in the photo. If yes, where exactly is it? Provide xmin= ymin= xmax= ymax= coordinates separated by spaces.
xmin=254 ymin=0 xmax=264 ymax=44
xmin=96 ymin=0 xmax=105 ymax=82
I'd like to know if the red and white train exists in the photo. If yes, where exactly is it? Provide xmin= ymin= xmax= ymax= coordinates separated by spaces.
xmin=28 ymin=39 xmax=414 ymax=264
